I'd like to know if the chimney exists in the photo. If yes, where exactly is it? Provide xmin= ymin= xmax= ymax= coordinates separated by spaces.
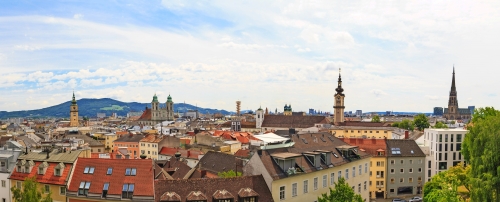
xmin=46 ymin=151 xmax=50 ymax=159
xmin=404 ymin=131 xmax=409 ymax=139
xmin=25 ymin=147 xmax=28 ymax=155
xmin=201 ymin=170 xmax=207 ymax=178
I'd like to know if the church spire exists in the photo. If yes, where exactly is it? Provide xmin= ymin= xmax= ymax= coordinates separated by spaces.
xmin=451 ymin=66 xmax=456 ymax=92
xmin=335 ymin=68 xmax=344 ymax=95
xmin=71 ymin=91 xmax=77 ymax=104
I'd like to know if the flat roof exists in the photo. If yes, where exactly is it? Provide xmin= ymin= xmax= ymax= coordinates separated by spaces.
xmin=425 ymin=128 xmax=468 ymax=132
xmin=271 ymin=152 xmax=302 ymax=159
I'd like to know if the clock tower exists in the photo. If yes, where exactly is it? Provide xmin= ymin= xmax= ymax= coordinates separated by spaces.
xmin=334 ymin=69 xmax=345 ymax=123
xmin=69 ymin=92 xmax=79 ymax=127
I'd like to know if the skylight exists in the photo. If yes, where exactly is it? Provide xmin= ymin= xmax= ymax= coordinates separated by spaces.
xmin=391 ymin=148 xmax=401 ymax=155
xmin=107 ymin=168 xmax=113 ymax=175
xmin=320 ymin=137 xmax=326 ymax=142
xmin=333 ymin=153 xmax=339 ymax=158
xmin=131 ymin=168 xmax=137 ymax=176
xmin=125 ymin=168 xmax=131 ymax=175
xmin=89 ymin=167 xmax=95 ymax=174
xmin=84 ymin=167 xmax=89 ymax=174
xmin=301 ymin=138 xmax=308 ymax=144
xmin=328 ymin=136 xmax=335 ymax=142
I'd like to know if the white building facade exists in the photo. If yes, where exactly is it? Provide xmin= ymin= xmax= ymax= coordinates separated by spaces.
xmin=421 ymin=128 xmax=468 ymax=182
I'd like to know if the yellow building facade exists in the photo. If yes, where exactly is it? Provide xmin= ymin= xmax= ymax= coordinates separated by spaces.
xmin=369 ymin=156 xmax=388 ymax=199
xmin=331 ymin=128 xmax=393 ymax=139
xmin=11 ymin=180 xmax=67 ymax=202
xmin=270 ymin=157 xmax=371 ymax=202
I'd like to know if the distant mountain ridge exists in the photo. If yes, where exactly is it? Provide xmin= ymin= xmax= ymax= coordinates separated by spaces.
xmin=0 ymin=98 xmax=232 ymax=119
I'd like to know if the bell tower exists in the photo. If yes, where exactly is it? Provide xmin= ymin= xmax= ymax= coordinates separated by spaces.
xmin=333 ymin=69 xmax=345 ymax=123
xmin=69 ymin=92 xmax=79 ymax=127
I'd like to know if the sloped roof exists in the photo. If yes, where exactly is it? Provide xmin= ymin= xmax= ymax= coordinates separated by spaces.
xmin=385 ymin=139 xmax=425 ymax=157
xmin=154 ymin=175 xmax=272 ymax=202
xmin=9 ymin=161 xmax=72 ymax=185
xmin=338 ymin=138 xmax=387 ymax=156
xmin=199 ymin=151 xmax=244 ymax=175
xmin=261 ymin=115 xmax=329 ymax=128
xmin=138 ymin=109 xmax=152 ymax=121
xmin=115 ymin=134 xmax=145 ymax=143
xmin=67 ymin=158 xmax=154 ymax=197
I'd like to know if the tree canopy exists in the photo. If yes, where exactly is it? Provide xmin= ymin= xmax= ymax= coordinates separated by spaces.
xmin=433 ymin=121 xmax=448 ymax=129
xmin=462 ymin=107 xmax=500 ymax=202
xmin=11 ymin=176 xmax=53 ymax=202
xmin=371 ymin=115 xmax=381 ymax=123
xmin=413 ymin=114 xmax=430 ymax=131
xmin=393 ymin=119 xmax=414 ymax=131
xmin=423 ymin=163 xmax=469 ymax=202
xmin=318 ymin=177 xmax=363 ymax=202
xmin=217 ymin=170 xmax=242 ymax=178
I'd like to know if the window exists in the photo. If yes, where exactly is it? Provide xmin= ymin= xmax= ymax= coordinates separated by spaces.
xmin=323 ymin=175 xmax=327 ymax=187
xmin=314 ymin=177 xmax=318 ymax=190
xmin=409 ymin=168 xmax=413 ymax=173
xmin=338 ymin=171 xmax=341 ymax=180
xmin=330 ymin=173 xmax=335 ymax=185
xmin=55 ymin=169 xmax=61 ymax=176
xmin=390 ymin=189 xmax=395 ymax=193
xmin=439 ymin=134 xmax=442 ymax=142
xmin=445 ymin=144 xmax=448 ymax=151
xmin=390 ymin=178 xmax=395 ymax=183
xmin=122 ymin=184 xmax=134 ymax=199
xmin=365 ymin=163 xmax=368 ymax=173
xmin=418 ymin=177 xmax=422 ymax=181
xmin=418 ymin=168 xmax=422 ymax=173
xmin=38 ymin=167 xmax=44 ymax=175
xmin=125 ymin=168 xmax=137 ymax=176
xmin=400 ymin=169 xmax=404 ymax=173
xmin=359 ymin=165 xmax=362 ymax=175
xmin=242 ymin=197 xmax=257 ymax=202
xmin=352 ymin=167 xmax=356 ymax=177
xmin=345 ymin=169 xmax=349 ymax=179
xmin=303 ymin=180 xmax=308 ymax=193
xmin=451 ymin=134 xmax=454 ymax=142
xmin=409 ymin=178 xmax=413 ymax=183
xmin=44 ymin=185 xmax=50 ymax=193
xmin=409 ymin=160 xmax=413 ymax=164
xmin=364 ymin=181 xmax=367 ymax=190
xmin=390 ymin=160 xmax=395 ymax=164
xmin=107 ymin=168 xmax=113 ymax=175
xmin=456 ymin=143 xmax=462 ymax=151
xmin=103 ymin=183 xmax=109 ymax=197
xmin=400 ymin=160 xmax=404 ymax=164
xmin=292 ymin=183 xmax=297 ymax=197
xmin=428 ymin=161 xmax=432 ymax=168
xmin=451 ymin=143 xmax=454 ymax=151
xmin=390 ymin=169 xmax=395 ymax=174
xmin=445 ymin=134 xmax=448 ymax=142
xmin=279 ymin=186 xmax=285 ymax=200
xmin=1 ymin=180 xmax=5 ymax=187
xmin=358 ymin=183 xmax=361 ymax=193
xmin=400 ymin=178 xmax=404 ymax=183
xmin=376 ymin=161 xmax=384 ymax=167
xmin=16 ymin=181 xmax=22 ymax=188
xmin=78 ymin=182 xmax=91 ymax=196
xmin=457 ymin=134 xmax=462 ymax=142
xmin=84 ymin=167 xmax=95 ymax=174
xmin=60 ymin=186 xmax=66 ymax=195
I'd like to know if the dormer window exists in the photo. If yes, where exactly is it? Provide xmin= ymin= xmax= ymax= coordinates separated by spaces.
xmin=55 ymin=162 xmax=65 ymax=176
xmin=78 ymin=181 xmax=91 ymax=196
xmin=38 ymin=162 xmax=49 ymax=175
xmin=122 ymin=183 xmax=134 ymax=199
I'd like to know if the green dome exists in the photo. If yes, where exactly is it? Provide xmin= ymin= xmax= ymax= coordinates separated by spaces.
xmin=167 ymin=94 xmax=173 ymax=103
xmin=152 ymin=94 xmax=158 ymax=102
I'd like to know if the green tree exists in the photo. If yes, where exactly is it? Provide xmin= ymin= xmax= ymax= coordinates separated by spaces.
xmin=11 ymin=176 xmax=53 ymax=202
xmin=462 ymin=107 xmax=500 ymax=202
xmin=217 ymin=170 xmax=242 ymax=178
xmin=392 ymin=122 xmax=399 ymax=127
xmin=398 ymin=119 xmax=415 ymax=131
xmin=423 ymin=163 xmax=469 ymax=202
xmin=318 ymin=177 xmax=363 ymax=202
xmin=434 ymin=121 xmax=448 ymax=129
xmin=413 ymin=114 xmax=430 ymax=131
xmin=371 ymin=115 xmax=381 ymax=123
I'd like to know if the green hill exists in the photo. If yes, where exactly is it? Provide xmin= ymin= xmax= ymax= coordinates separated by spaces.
xmin=0 ymin=98 xmax=231 ymax=118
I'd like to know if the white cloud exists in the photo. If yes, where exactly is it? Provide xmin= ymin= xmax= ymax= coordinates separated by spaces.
xmin=73 ymin=14 xmax=84 ymax=19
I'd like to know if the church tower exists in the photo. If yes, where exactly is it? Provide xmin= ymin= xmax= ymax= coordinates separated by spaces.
xmin=256 ymin=106 xmax=264 ymax=129
xmin=333 ymin=69 xmax=345 ymax=123
xmin=69 ymin=92 xmax=79 ymax=127
xmin=445 ymin=67 xmax=460 ymax=120
xmin=166 ymin=94 xmax=174 ymax=121
xmin=151 ymin=94 xmax=160 ymax=121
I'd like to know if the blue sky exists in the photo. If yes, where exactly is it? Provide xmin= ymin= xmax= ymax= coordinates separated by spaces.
xmin=1 ymin=0 xmax=499 ymax=113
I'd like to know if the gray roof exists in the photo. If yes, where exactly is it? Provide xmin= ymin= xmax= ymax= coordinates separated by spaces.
xmin=115 ymin=134 xmax=145 ymax=143
xmin=385 ymin=139 xmax=425 ymax=157
xmin=65 ymin=134 xmax=104 ymax=147
xmin=18 ymin=149 xmax=82 ymax=163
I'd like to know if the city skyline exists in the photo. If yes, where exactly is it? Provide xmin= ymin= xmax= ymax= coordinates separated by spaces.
xmin=1 ymin=1 xmax=499 ymax=112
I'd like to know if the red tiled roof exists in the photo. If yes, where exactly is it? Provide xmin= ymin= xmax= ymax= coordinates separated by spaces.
xmin=234 ymin=149 xmax=251 ymax=158
xmin=159 ymin=147 xmax=203 ymax=159
xmin=9 ymin=162 xmax=71 ymax=185
xmin=67 ymin=158 xmax=154 ymax=197
xmin=138 ymin=109 xmax=152 ymax=121
xmin=338 ymin=137 xmax=387 ymax=156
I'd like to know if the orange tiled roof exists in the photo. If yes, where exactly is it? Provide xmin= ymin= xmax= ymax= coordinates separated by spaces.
xmin=9 ymin=162 xmax=72 ymax=185
xmin=67 ymin=158 xmax=154 ymax=197
xmin=140 ymin=134 xmax=163 ymax=143
xmin=159 ymin=147 xmax=203 ymax=159
xmin=137 ymin=109 xmax=152 ymax=121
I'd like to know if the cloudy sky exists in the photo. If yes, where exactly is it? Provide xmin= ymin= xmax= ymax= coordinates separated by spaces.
xmin=1 ymin=0 xmax=499 ymax=113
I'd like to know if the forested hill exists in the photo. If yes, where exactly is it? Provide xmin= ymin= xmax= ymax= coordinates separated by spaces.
xmin=0 ymin=98 xmax=231 ymax=118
